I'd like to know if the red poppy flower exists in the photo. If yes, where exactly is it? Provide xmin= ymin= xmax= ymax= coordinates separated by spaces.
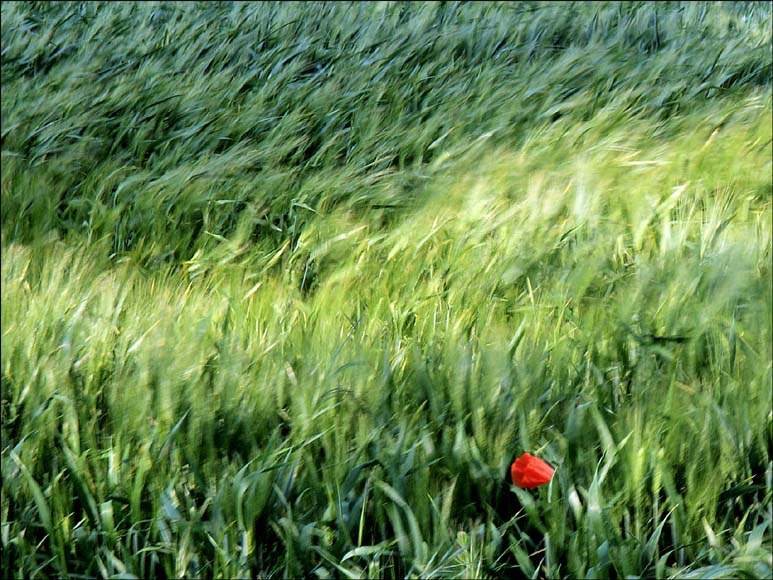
xmin=510 ymin=453 xmax=554 ymax=489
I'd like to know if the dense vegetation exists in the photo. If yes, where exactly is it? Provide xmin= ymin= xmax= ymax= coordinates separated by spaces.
xmin=2 ymin=1 xmax=771 ymax=578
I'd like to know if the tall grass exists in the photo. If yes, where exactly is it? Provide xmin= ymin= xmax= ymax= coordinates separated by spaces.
xmin=2 ymin=1 xmax=771 ymax=259
xmin=2 ymin=1 xmax=772 ymax=578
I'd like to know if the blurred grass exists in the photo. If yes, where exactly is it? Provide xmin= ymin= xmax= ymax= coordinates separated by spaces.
xmin=2 ymin=1 xmax=771 ymax=261
xmin=2 ymin=1 xmax=772 ymax=578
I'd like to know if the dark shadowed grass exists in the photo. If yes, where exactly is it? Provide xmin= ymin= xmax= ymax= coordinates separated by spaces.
xmin=2 ymin=1 xmax=771 ymax=259
xmin=1 ymin=1 xmax=772 ymax=578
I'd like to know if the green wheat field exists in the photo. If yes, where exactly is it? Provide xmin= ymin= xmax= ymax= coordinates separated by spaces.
xmin=2 ymin=2 xmax=772 ymax=578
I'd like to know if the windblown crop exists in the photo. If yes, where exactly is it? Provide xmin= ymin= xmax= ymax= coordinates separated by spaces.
xmin=2 ymin=2 xmax=771 ymax=578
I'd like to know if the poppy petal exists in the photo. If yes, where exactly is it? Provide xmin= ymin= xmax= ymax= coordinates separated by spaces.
xmin=511 ymin=453 xmax=554 ymax=489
